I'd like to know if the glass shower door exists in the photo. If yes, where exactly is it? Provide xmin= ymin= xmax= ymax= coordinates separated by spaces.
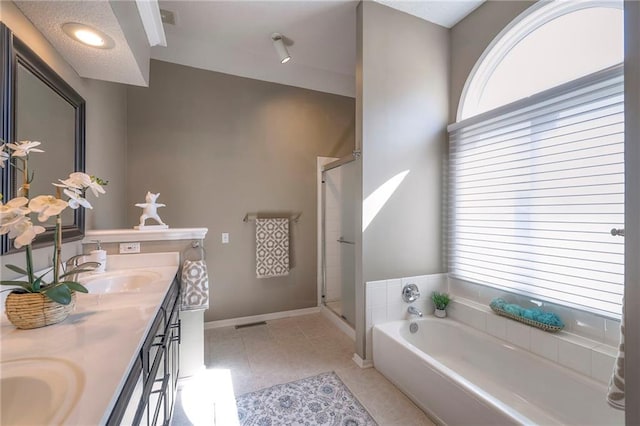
xmin=322 ymin=160 xmax=356 ymax=327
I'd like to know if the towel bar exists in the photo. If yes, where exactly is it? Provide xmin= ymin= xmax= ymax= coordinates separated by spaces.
xmin=183 ymin=240 xmax=206 ymax=261
xmin=337 ymin=238 xmax=355 ymax=245
xmin=243 ymin=213 xmax=301 ymax=223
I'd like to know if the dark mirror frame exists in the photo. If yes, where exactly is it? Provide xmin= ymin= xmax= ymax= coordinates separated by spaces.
xmin=0 ymin=23 xmax=86 ymax=255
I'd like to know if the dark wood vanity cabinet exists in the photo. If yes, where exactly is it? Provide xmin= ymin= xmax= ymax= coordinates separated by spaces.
xmin=107 ymin=277 xmax=181 ymax=426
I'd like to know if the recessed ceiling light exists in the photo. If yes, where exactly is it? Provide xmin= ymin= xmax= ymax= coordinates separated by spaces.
xmin=62 ymin=23 xmax=114 ymax=49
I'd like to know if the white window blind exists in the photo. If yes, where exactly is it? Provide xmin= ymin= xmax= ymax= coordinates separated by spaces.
xmin=448 ymin=65 xmax=624 ymax=318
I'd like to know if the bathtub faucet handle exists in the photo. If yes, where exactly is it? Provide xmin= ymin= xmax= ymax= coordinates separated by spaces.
xmin=402 ymin=283 xmax=420 ymax=303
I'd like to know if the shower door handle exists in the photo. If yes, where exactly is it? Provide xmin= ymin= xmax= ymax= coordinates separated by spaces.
xmin=337 ymin=238 xmax=355 ymax=245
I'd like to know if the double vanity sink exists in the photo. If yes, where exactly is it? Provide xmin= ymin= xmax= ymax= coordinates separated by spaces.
xmin=81 ymin=270 xmax=162 ymax=294
xmin=1 ymin=357 xmax=84 ymax=425
xmin=0 ymin=253 xmax=180 ymax=425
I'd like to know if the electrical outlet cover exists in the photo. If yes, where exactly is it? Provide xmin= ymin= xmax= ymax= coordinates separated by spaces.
xmin=119 ymin=242 xmax=141 ymax=254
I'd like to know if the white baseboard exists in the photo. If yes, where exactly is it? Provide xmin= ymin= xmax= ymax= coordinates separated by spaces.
xmin=204 ymin=306 xmax=321 ymax=329
xmin=352 ymin=353 xmax=373 ymax=369
xmin=320 ymin=306 xmax=355 ymax=341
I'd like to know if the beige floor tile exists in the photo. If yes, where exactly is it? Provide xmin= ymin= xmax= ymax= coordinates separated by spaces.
xmin=237 ymin=324 xmax=271 ymax=340
xmin=204 ymin=325 xmax=238 ymax=341
xmin=201 ymin=313 xmax=431 ymax=426
xmin=266 ymin=316 xmax=302 ymax=328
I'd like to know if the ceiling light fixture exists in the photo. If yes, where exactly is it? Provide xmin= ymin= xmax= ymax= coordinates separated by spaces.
xmin=62 ymin=23 xmax=115 ymax=49
xmin=271 ymin=33 xmax=291 ymax=64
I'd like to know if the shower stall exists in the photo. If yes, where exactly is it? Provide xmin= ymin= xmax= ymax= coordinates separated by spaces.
xmin=319 ymin=154 xmax=359 ymax=328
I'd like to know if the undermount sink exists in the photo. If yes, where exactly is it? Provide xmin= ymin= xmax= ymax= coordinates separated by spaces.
xmin=80 ymin=270 xmax=161 ymax=294
xmin=1 ymin=358 xmax=84 ymax=425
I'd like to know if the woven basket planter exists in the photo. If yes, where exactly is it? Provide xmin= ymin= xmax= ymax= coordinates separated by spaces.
xmin=5 ymin=291 xmax=76 ymax=330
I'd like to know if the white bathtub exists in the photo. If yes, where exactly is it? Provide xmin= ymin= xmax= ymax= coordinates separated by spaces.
xmin=373 ymin=318 xmax=623 ymax=425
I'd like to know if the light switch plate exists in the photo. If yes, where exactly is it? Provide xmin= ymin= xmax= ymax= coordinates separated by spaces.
xmin=222 ymin=233 xmax=229 ymax=244
xmin=119 ymin=242 xmax=141 ymax=253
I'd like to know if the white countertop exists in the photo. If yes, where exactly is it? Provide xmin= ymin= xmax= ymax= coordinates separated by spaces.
xmin=0 ymin=252 xmax=180 ymax=425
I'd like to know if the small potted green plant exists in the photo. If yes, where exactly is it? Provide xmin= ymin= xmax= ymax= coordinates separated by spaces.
xmin=431 ymin=291 xmax=451 ymax=318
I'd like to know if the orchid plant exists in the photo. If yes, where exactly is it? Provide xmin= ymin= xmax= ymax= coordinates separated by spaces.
xmin=0 ymin=140 xmax=107 ymax=304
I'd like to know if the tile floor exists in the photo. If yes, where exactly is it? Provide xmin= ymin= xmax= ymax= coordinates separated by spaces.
xmin=172 ymin=313 xmax=434 ymax=426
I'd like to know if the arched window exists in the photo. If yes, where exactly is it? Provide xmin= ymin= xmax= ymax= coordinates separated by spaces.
xmin=448 ymin=1 xmax=625 ymax=317
xmin=459 ymin=1 xmax=623 ymax=120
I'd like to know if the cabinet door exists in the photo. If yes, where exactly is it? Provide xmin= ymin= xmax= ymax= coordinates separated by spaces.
xmin=166 ymin=307 xmax=180 ymax=421
xmin=121 ymin=371 xmax=144 ymax=425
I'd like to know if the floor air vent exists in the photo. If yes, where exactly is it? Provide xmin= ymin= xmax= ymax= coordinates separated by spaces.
xmin=235 ymin=321 xmax=267 ymax=329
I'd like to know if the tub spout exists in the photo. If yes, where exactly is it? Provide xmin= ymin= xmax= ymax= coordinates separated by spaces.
xmin=408 ymin=306 xmax=423 ymax=317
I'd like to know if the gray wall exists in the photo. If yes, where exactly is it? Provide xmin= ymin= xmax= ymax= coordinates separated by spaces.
xmin=84 ymin=78 xmax=128 ymax=230
xmin=360 ymin=2 xmax=449 ymax=282
xmin=449 ymin=1 xmax=534 ymax=121
xmin=0 ymin=3 xmax=128 ymax=278
xmin=356 ymin=1 xmax=449 ymax=358
xmin=126 ymin=60 xmax=355 ymax=322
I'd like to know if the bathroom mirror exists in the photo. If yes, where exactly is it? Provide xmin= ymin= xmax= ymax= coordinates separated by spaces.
xmin=0 ymin=23 xmax=86 ymax=254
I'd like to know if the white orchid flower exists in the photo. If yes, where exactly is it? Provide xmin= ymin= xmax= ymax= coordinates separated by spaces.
xmin=53 ymin=172 xmax=104 ymax=208
xmin=0 ymin=211 xmax=29 ymax=235
xmin=0 ymin=208 xmax=29 ymax=232
xmin=0 ymin=144 xmax=9 ymax=168
xmin=0 ymin=198 xmax=31 ymax=235
xmin=1 ymin=214 xmax=26 ymax=236
xmin=29 ymin=195 xmax=68 ymax=222
xmin=86 ymin=178 xmax=106 ymax=198
xmin=8 ymin=217 xmax=45 ymax=249
xmin=0 ymin=196 xmax=29 ymax=211
xmin=7 ymin=140 xmax=44 ymax=157
xmin=0 ymin=197 xmax=29 ymax=220
xmin=64 ymin=188 xmax=92 ymax=209
xmin=53 ymin=172 xmax=91 ymax=190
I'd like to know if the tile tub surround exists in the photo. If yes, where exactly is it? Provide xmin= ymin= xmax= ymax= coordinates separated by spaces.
xmin=447 ymin=297 xmax=618 ymax=385
xmin=365 ymin=273 xmax=618 ymax=386
xmin=449 ymin=277 xmax=622 ymax=346
xmin=188 ymin=313 xmax=434 ymax=426
xmin=0 ymin=253 xmax=180 ymax=425
xmin=365 ymin=274 xmax=447 ymax=360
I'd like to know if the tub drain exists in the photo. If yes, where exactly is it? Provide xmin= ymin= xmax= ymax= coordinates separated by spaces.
xmin=409 ymin=322 xmax=418 ymax=333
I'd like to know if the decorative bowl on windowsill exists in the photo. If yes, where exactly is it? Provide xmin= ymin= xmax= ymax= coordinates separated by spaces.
xmin=0 ymin=140 xmax=107 ymax=329
xmin=489 ymin=297 xmax=564 ymax=332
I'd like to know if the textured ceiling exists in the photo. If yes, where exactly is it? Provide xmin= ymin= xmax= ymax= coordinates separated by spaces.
xmin=14 ymin=0 xmax=149 ymax=86
xmin=375 ymin=0 xmax=485 ymax=28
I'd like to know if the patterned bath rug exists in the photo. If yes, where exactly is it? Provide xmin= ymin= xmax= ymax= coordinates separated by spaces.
xmin=235 ymin=371 xmax=378 ymax=426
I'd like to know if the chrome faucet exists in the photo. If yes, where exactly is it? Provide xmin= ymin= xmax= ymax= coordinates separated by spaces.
xmin=64 ymin=255 xmax=85 ymax=270
xmin=408 ymin=306 xmax=423 ymax=317
xmin=63 ymin=255 xmax=100 ymax=282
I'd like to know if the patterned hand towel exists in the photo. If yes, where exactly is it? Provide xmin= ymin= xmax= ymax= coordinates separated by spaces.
xmin=256 ymin=218 xmax=289 ymax=278
xmin=180 ymin=259 xmax=210 ymax=311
